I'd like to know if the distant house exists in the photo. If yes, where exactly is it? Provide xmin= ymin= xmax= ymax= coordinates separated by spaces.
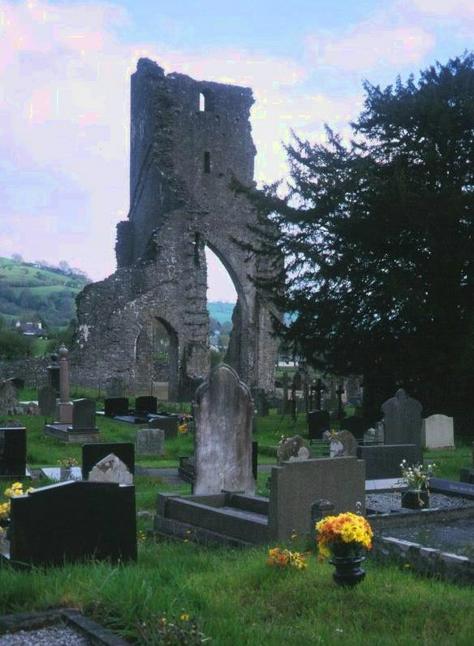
xmin=15 ymin=321 xmax=46 ymax=337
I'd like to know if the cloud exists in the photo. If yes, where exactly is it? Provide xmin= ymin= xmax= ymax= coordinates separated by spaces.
xmin=306 ymin=20 xmax=435 ymax=73
xmin=410 ymin=0 xmax=474 ymax=21
xmin=0 ymin=1 xmax=382 ymax=284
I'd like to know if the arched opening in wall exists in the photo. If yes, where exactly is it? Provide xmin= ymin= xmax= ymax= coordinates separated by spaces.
xmin=135 ymin=318 xmax=179 ymax=401
xmin=152 ymin=318 xmax=179 ymax=401
xmin=205 ymin=245 xmax=241 ymax=372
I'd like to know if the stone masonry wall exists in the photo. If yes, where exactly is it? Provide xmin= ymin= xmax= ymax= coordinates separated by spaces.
xmin=74 ymin=58 xmax=279 ymax=397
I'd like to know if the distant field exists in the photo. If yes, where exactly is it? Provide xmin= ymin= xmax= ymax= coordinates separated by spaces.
xmin=0 ymin=257 xmax=234 ymax=328
xmin=0 ymin=257 xmax=89 ymax=328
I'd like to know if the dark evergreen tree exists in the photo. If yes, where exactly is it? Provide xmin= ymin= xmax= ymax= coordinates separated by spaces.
xmin=246 ymin=54 xmax=474 ymax=419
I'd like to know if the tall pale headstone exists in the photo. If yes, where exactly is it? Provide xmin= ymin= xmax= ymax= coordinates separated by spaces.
xmin=194 ymin=364 xmax=255 ymax=495
xmin=381 ymin=389 xmax=422 ymax=447
xmin=421 ymin=414 xmax=454 ymax=449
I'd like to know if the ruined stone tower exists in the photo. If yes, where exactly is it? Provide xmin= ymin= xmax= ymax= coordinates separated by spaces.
xmin=74 ymin=58 xmax=278 ymax=398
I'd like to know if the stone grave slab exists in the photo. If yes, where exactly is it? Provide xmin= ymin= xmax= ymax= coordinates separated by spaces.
xmin=44 ymin=398 xmax=100 ymax=444
xmin=3 ymin=480 xmax=136 ymax=566
xmin=357 ymin=443 xmax=422 ymax=479
xmin=194 ymin=364 xmax=255 ymax=495
xmin=381 ymin=389 xmax=422 ymax=447
xmin=82 ymin=442 xmax=134 ymax=479
xmin=307 ymin=410 xmax=330 ymax=440
xmin=0 ymin=426 xmax=26 ymax=478
xmin=421 ymin=414 xmax=454 ymax=449
xmin=136 ymin=428 xmax=165 ymax=456
xmin=104 ymin=397 xmax=129 ymax=418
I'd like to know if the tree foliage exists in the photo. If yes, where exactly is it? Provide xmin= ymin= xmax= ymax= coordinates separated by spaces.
xmin=249 ymin=54 xmax=474 ymax=416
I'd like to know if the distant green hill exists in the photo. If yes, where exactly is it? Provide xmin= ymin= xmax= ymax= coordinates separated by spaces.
xmin=0 ymin=257 xmax=89 ymax=329
xmin=0 ymin=257 xmax=235 ymax=330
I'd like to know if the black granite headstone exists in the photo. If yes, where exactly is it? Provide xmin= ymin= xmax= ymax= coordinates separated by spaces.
xmin=0 ymin=426 xmax=26 ymax=477
xmin=7 ymin=481 xmax=136 ymax=566
xmin=71 ymin=399 xmax=96 ymax=430
xmin=104 ymin=397 xmax=129 ymax=418
xmin=340 ymin=416 xmax=367 ymax=440
xmin=148 ymin=413 xmax=178 ymax=438
xmin=38 ymin=385 xmax=56 ymax=418
xmin=82 ymin=442 xmax=135 ymax=479
xmin=356 ymin=444 xmax=422 ymax=479
xmin=307 ymin=410 xmax=330 ymax=440
xmin=135 ymin=396 xmax=157 ymax=415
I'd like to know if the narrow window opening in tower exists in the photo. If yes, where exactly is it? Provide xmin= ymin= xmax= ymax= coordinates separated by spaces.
xmin=204 ymin=151 xmax=211 ymax=174
xmin=205 ymin=246 xmax=237 ymax=364
xmin=199 ymin=92 xmax=206 ymax=112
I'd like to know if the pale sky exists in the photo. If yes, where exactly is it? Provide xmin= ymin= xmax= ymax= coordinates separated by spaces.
xmin=0 ymin=0 xmax=472 ymax=301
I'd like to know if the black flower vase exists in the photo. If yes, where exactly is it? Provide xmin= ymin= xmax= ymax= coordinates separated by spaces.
xmin=401 ymin=489 xmax=430 ymax=510
xmin=330 ymin=546 xmax=366 ymax=587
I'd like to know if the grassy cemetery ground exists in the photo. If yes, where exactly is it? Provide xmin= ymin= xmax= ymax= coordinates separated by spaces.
xmin=0 ymin=399 xmax=473 ymax=644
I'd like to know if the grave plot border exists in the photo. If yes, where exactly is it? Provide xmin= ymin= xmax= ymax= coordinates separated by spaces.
xmin=0 ymin=608 xmax=129 ymax=645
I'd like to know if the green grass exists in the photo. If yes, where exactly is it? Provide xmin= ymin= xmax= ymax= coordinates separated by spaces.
xmin=1 ymin=407 xmax=474 ymax=643
xmin=0 ymin=540 xmax=473 ymax=644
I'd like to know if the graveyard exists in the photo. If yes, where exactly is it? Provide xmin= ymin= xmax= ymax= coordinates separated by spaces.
xmin=0 ymin=5 xmax=472 ymax=640
xmin=0 ymin=369 xmax=473 ymax=643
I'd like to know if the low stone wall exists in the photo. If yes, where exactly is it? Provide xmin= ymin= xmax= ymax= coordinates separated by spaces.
xmin=372 ymin=535 xmax=474 ymax=585
xmin=0 ymin=358 xmax=49 ymax=387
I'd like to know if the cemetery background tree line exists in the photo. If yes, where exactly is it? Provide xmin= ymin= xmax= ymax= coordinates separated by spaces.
xmin=247 ymin=53 xmax=473 ymax=421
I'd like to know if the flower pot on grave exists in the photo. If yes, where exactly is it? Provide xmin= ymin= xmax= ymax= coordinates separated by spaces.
xmin=329 ymin=543 xmax=366 ymax=587
xmin=401 ymin=489 xmax=430 ymax=510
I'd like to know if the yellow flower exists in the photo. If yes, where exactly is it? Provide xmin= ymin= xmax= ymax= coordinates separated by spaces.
xmin=180 ymin=613 xmax=190 ymax=622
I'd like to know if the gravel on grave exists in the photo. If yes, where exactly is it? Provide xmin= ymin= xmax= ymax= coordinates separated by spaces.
xmin=366 ymin=491 xmax=474 ymax=514
xmin=0 ymin=625 xmax=90 ymax=645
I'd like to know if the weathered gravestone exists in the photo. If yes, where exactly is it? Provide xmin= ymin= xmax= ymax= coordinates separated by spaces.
xmin=88 ymin=454 xmax=133 ymax=485
xmin=277 ymin=435 xmax=309 ymax=464
xmin=136 ymin=428 xmax=165 ymax=456
xmin=307 ymin=410 xmax=330 ymax=440
xmin=381 ymin=389 xmax=423 ymax=447
xmin=135 ymin=396 xmax=157 ymax=416
xmin=82 ymin=442 xmax=134 ymax=479
xmin=421 ymin=414 xmax=454 ymax=449
xmin=323 ymin=430 xmax=358 ymax=457
xmin=5 ymin=481 xmax=136 ymax=566
xmin=72 ymin=398 xmax=97 ymax=431
xmin=105 ymin=375 xmax=127 ymax=398
xmin=356 ymin=444 xmax=422 ymax=479
xmin=194 ymin=364 xmax=255 ymax=495
xmin=148 ymin=413 xmax=178 ymax=438
xmin=56 ymin=345 xmax=73 ymax=424
xmin=104 ymin=397 xmax=129 ymax=418
xmin=38 ymin=385 xmax=56 ymax=419
xmin=0 ymin=381 xmax=18 ymax=416
xmin=0 ymin=424 xmax=26 ymax=478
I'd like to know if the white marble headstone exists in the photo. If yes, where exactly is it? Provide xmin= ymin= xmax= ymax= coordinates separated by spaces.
xmin=421 ymin=414 xmax=454 ymax=449
xmin=88 ymin=453 xmax=133 ymax=484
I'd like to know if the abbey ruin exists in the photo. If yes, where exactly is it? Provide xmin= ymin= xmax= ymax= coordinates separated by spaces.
xmin=74 ymin=58 xmax=278 ymax=399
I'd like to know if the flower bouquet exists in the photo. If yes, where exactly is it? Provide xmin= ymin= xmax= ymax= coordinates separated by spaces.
xmin=399 ymin=459 xmax=436 ymax=509
xmin=315 ymin=512 xmax=373 ymax=586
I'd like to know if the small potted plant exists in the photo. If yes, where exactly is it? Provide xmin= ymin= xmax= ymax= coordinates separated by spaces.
xmin=399 ymin=459 xmax=436 ymax=509
xmin=315 ymin=512 xmax=373 ymax=586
